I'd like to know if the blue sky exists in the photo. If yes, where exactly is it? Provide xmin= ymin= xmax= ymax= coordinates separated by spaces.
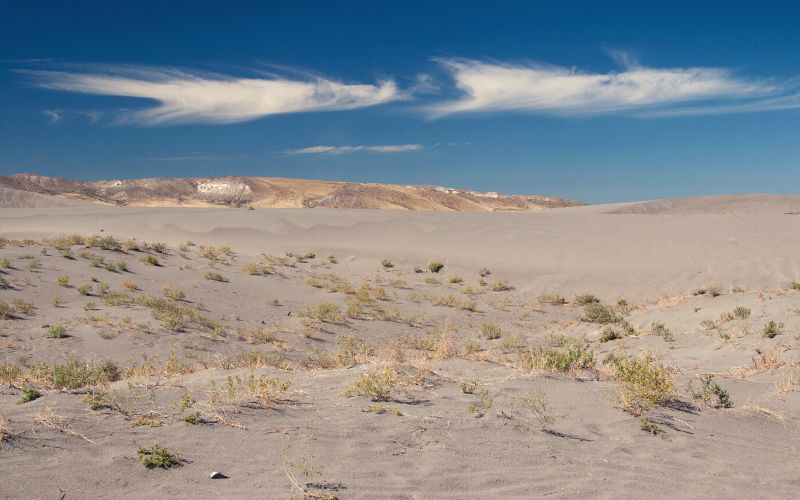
xmin=2 ymin=1 xmax=800 ymax=203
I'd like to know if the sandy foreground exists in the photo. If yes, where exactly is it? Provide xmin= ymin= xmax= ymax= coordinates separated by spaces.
xmin=1 ymin=197 xmax=799 ymax=498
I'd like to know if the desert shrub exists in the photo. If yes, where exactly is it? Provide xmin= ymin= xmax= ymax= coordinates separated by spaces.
xmin=0 ymin=257 xmax=12 ymax=268
xmin=448 ymin=274 xmax=463 ymax=284
xmin=428 ymin=262 xmax=444 ymax=273
xmin=519 ymin=337 xmax=594 ymax=373
xmin=480 ymin=322 xmax=502 ymax=340
xmin=791 ymin=281 xmax=800 ymax=291
xmin=607 ymin=352 xmax=675 ymax=413
xmin=26 ymin=259 xmax=41 ymax=271
xmin=56 ymin=275 xmax=70 ymax=287
xmin=140 ymin=255 xmax=161 ymax=266
xmin=312 ymin=303 xmax=344 ymax=323
xmin=17 ymin=387 xmax=42 ymax=404
xmin=763 ymin=320 xmax=783 ymax=338
xmin=381 ymin=258 xmax=394 ymax=268
xmin=51 ymin=295 xmax=64 ymax=307
xmin=732 ymin=306 xmax=751 ymax=319
xmin=243 ymin=262 xmax=274 ymax=276
xmin=650 ymin=321 xmax=674 ymax=342
xmin=77 ymin=284 xmax=92 ymax=296
xmin=424 ymin=277 xmax=441 ymax=285
xmin=137 ymin=442 xmax=182 ymax=469
xmin=691 ymin=375 xmax=733 ymax=408
xmin=46 ymin=325 xmax=67 ymax=339
xmin=204 ymin=271 xmax=228 ymax=282
xmin=460 ymin=381 xmax=477 ymax=394
xmin=123 ymin=280 xmax=138 ymax=291
xmin=479 ymin=267 xmax=491 ymax=277
xmin=538 ymin=292 xmax=567 ymax=305
xmin=0 ymin=301 xmax=12 ymax=319
xmin=183 ymin=412 xmax=201 ymax=425
xmin=584 ymin=302 xmax=620 ymax=324
xmin=731 ymin=285 xmax=746 ymax=293
xmin=574 ymin=293 xmax=600 ymax=306
xmin=640 ymin=418 xmax=661 ymax=435
xmin=599 ymin=327 xmax=623 ymax=343
xmin=10 ymin=298 xmax=34 ymax=315
xmin=343 ymin=366 xmax=397 ymax=401
xmin=491 ymin=280 xmax=513 ymax=291
xmin=335 ymin=333 xmax=376 ymax=366
xmin=700 ymin=319 xmax=718 ymax=330
xmin=512 ymin=391 xmax=554 ymax=431
xmin=46 ymin=358 xmax=120 ymax=389
xmin=467 ymin=389 xmax=494 ymax=417
xmin=0 ymin=276 xmax=9 ymax=289
xmin=162 ymin=288 xmax=186 ymax=301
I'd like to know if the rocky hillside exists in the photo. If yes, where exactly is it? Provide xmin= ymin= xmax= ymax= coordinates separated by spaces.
xmin=0 ymin=173 xmax=584 ymax=210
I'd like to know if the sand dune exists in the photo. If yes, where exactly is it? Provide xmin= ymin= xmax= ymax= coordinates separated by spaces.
xmin=1 ymin=195 xmax=798 ymax=498
xmin=0 ymin=186 xmax=93 ymax=208
xmin=607 ymin=193 xmax=800 ymax=215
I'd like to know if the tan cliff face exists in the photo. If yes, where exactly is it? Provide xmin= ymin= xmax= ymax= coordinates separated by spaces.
xmin=0 ymin=173 xmax=585 ymax=210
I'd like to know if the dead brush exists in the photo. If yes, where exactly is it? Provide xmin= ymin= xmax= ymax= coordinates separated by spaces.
xmin=511 ymin=391 xmax=555 ymax=431
xmin=34 ymin=407 xmax=95 ymax=443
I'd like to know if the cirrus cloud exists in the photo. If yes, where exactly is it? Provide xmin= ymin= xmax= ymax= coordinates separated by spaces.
xmin=427 ymin=57 xmax=795 ymax=118
xmin=286 ymin=144 xmax=423 ymax=155
xmin=21 ymin=66 xmax=403 ymax=125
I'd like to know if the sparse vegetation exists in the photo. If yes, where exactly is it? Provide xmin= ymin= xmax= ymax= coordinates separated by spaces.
xmin=519 ymin=337 xmax=594 ymax=373
xmin=584 ymin=302 xmax=620 ymax=324
xmin=607 ymin=352 xmax=675 ymax=414
xmin=733 ymin=306 xmax=751 ymax=319
xmin=691 ymin=375 xmax=733 ymax=408
xmin=343 ymin=366 xmax=397 ymax=401
xmin=480 ymin=322 xmax=502 ymax=340
xmin=428 ymin=261 xmax=444 ymax=273
xmin=204 ymin=271 xmax=228 ymax=282
xmin=137 ymin=442 xmax=182 ymax=469
xmin=381 ymin=258 xmax=394 ymax=268
xmin=140 ymin=255 xmax=161 ymax=266
xmin=650 ymin=321 xmax=674 ymax=342
xmin=56 ymin=275 xmax=70 ymax=287
xmin=762 ymin=320 xmax=783 ymax=338
xmin=539 ymin=292 xmax=567 ymax=305
xmin=17 ymin=387 xmax=42 ymax=404
xmin=46 ymin=324 xmax=67 ymax=339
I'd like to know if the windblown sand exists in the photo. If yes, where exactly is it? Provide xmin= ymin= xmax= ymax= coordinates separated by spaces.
xmin=1 ymin=197 xmax=799 ymax=498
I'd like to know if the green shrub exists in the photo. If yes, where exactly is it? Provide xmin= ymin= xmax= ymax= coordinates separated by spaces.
xmin=607 ymin=353 xmax=675 ymax=413
xmin=574 ymin=293 xmax=600 ymax=306
xmin=650 ymin=321 xmax=674 ymax=342
xmin=763 ymin=320 xmax=783 ymax=338
xmin=140 ymin=255 xmax=161 ymax=266
xmin=183 ymin=412 xmax=201 ymax=425
xmin=343 ymin=367 xmax=396 ymax=401
xmin=584 ymin=302 xmax=620 ymax=324
xmin=204 ymin=271 xmax=228 ymax=282
xmin=137 ymin=442 xmax=182 ymax=469
xmin=17 ymin=387 xmax=42 ymax=404
xmin=46 ymin=325 xmax=67 ymax=339
xmin=428 ymin=262 xmax=444 ymax=273
xmin=691 ymin=375 xmax=733 ymax=408
xmin=519 ymin=337 xmax=594 ymax=373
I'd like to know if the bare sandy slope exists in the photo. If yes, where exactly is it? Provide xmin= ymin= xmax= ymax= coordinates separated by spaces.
xmin=1 ymin=196 xmax=799 ymax=499
xmin=0 ymin=187 xmax=93 ymax=208
xmin=0 ymin=173 xmax=584 ymax=211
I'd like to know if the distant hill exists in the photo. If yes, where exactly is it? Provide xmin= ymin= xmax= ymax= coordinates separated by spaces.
xmin=0 ymin=173 xmax=584 ymax=211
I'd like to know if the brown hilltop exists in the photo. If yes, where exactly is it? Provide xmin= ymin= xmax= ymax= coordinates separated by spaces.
xmin=0 ymin=173 xmax=584 ymax=210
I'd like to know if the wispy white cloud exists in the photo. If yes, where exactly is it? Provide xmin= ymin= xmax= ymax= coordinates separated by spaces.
xmin=428 ymin=57 xmax=800 ymax=117
xmin=286 ymin=144 xmax=423 ymax=155
xmin=42 ymin=109 xmax=63 ymax=124
xmin=22 ymin=65 xmax=403 ymax=125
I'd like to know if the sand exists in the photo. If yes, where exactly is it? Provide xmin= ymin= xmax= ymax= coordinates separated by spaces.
xmin=1 ymin=195 xmax=799 ymax=498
